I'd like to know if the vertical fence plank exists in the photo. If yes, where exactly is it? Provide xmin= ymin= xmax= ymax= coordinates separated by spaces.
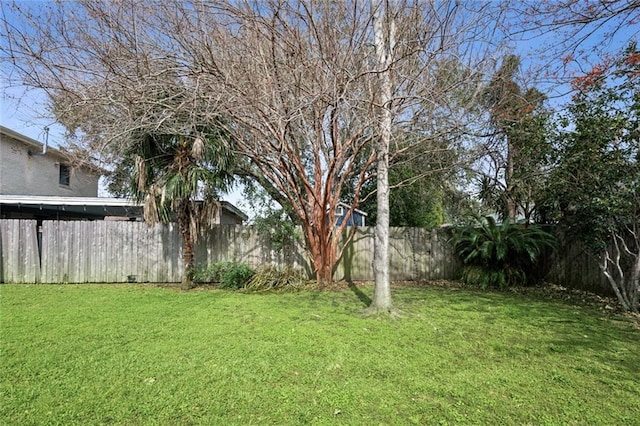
xmin=139 ymin=222 xmax=150 ymax=282
xmin=24 ymin=221 xmax=40 ymax=283
xmin=98 ymin=221 xmax=109 ymax=282
xmin=44 ymin=220 xmax=58 ymax=283
xmin=148 ymin=224 xmax=159 ymax=283
xmin=41 ymin=221 xmax=51 ymax=283
xmin=7 ymin=220 xmax=21 ymax=282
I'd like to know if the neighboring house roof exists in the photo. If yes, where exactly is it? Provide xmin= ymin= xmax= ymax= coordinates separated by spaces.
xmin=336 ymin=201 xmax=368 ymax=217
xmin=334 ymin=201 xmax=367 ymax=227
xmin=1 ymin=126 xmax=248 ymax=222
xmin=0 ymin=195 xmax=248 ymax=222
xmin=0 ymin=195 xmax=143 ymax=219
xmin=220 ymin=200 xmax=249 ymax=222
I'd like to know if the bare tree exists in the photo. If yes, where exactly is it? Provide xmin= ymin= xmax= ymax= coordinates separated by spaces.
xmin=178 ymin=1 xmax=502 ymax=289
xmin=601 ymin=231 xmax=640 ymax=313
xmin=507 ymin=0 xmax=640 ymax=81
xmin=1 ymin=0 xmax=504 ymax=291
xmin=177 ymin=1 xmax=380 ymax=284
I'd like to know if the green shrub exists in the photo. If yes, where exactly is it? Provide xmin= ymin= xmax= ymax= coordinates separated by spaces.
xmin=192 ymin=263 xmax=224 ymax=284
xmin=192 ymin=262 xmax=255 ymax=289
xmin=220 ymin=263 xmax=255 ymax=289
xmin=244 ymin=265 xmax=310 ymax=292
xmin=452 ymin=216 xmax=556 ymax=289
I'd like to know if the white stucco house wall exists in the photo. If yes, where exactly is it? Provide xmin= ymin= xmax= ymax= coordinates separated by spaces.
xmin=0 ymin=125 xmax=99 ymax=197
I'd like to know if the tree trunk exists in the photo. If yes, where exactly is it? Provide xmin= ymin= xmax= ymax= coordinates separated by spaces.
xmin=505 ymin=137 xmax=518 ymax=220
xmin=368 ymin=0 xmax=394 ymax=314
xmin=371 ymin=148 xmax=392 ymax=312
xmin=600 ymin=234 xmax=640 ymax=313
xmin=314 ymin=252 xmax=336 ymax=285
xmin=628 ymin=248 xmax=639 ymax=313
xmin=177 ymin=200 xmax=195 ymax=290
xmin=180 ymin=229 xmax=195 ymax=290
xmin=304 ymin=214 xmax=338 ymax=286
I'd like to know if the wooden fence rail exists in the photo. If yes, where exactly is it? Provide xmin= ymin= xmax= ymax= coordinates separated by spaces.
xmin=0 ymin=219 xmax=610 ymax=295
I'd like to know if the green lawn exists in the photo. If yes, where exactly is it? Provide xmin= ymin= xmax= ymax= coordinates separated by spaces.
xmin=1 ymin=284 xmax=639 ymax=425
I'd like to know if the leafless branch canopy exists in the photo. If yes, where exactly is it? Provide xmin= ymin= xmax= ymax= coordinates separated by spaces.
xmin=505 ymin=0 xmax=640 ymax=81
xmin=1 ymin=0 xmax=506 ymax=281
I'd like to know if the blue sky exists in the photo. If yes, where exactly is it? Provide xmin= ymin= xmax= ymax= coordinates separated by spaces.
xmin=3 ymin=2 xmax=637 ymax=141
xmin=1 ymin=85 xmax=62 ymax=144
xmin=1 ymin=1 xmax=637 ymax=203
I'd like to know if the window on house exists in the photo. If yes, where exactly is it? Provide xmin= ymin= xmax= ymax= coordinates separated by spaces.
xmin=336 ymin=205 xmax=344 ymax=216
xmin=59 ymin=164 xmax=71 ymax=186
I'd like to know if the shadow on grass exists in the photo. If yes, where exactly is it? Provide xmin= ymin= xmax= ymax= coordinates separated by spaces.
xmin=395 ymin=286 xmax=640 ymax=376
xmin=347 ymin=280 xmax=371 ymax=307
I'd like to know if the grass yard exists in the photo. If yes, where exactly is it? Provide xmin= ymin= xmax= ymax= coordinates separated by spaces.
xmin=1 ymin=283 xmax=639 ymax=425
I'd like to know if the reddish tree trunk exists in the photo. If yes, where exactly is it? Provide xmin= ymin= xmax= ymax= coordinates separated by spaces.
xmin=303 ymin=200 xmax=339 ymax=286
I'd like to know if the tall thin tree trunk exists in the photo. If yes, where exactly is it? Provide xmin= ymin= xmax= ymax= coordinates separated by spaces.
xmin=505 ymin=138 xmax=517 ymax=220
xmin=369 ymin=0 xmax=394 ymax=313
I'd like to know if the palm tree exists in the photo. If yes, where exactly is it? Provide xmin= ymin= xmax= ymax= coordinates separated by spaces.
xmin=110 ymin=127 xmax=234 ymax=289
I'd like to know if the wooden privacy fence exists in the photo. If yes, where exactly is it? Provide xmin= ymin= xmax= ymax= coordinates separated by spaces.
xmin=543 ymin=242 xmax=609 ymax=295
xmin=0 ymin=219 xmax=461 ymax=284
xmin=0 ymin=220 xmax=182 ymax=283
xmin=0 ymin=219 xmax=610 ymax=294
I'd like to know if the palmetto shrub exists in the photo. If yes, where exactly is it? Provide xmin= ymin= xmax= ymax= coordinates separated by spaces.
xmin=452 ymin=216 xmax=556 ymax=289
